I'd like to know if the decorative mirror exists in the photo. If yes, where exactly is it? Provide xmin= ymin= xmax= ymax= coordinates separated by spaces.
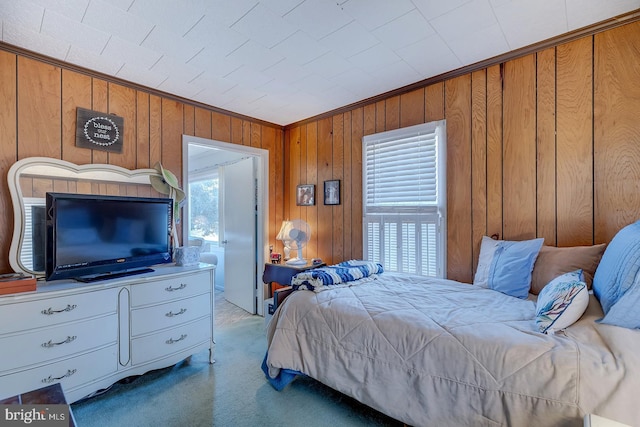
xmin=8 ymin=157 xmax=164 ymax=277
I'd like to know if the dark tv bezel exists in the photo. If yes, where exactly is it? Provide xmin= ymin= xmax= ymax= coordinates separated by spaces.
xmin=45 ymin=192 xmax=174 ymax=282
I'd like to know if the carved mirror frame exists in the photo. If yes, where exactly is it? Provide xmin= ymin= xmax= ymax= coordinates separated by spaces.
xmin=7 ymin=157 xmax=163 ymax=277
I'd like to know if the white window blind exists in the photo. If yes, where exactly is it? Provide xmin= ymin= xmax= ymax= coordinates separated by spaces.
xmin=21 ymin=197 xmax=46 ymax=270
xmin=363 ymin=120 xmax=446 ymax=278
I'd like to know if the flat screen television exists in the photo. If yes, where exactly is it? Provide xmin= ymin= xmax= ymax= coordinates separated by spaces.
xmin=45 ymin=193 xmax=173 ymax=282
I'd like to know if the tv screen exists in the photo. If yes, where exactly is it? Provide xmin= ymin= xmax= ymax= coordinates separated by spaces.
xmin=45 ymin=193 xmax=173 ymax=282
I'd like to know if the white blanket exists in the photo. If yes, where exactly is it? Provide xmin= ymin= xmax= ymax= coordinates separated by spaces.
xmin=265 ymin=272 xmax=640 ymax=426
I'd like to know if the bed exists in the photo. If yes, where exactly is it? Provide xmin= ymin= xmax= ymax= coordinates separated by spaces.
xmin=262 ymin=225 xmax=640 ymax=426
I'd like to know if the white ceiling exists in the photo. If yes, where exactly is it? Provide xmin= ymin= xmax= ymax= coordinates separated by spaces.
xmin=2 ymin=1 xmax=639 ymax=126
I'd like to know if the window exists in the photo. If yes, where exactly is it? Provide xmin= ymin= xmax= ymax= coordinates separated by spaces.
xmin=188 ymin=168 xmax=220 ymax=245
xmin=363 ymin=120 xmax=446 ymax=277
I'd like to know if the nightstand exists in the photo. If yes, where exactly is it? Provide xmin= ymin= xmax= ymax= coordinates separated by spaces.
xmin=263 ymin=261 xmax=325 ymax=298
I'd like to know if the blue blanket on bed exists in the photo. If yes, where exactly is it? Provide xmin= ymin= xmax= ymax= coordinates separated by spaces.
xmin=291 ymin=260 xmax=384 ymax=292
xmin=262 ymin=353 xmax=302 ymax=390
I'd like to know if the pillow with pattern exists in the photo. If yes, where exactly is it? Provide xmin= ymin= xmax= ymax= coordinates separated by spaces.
xmin=535 ymin=270 xmax=588 ymax=334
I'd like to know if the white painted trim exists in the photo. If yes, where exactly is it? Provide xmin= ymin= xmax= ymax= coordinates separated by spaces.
xmin=182 ymin=135 xmax=269 ymax=316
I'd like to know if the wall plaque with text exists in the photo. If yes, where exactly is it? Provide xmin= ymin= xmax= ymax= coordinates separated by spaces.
xmin=76 ymin=107 xmax=124 ymax=153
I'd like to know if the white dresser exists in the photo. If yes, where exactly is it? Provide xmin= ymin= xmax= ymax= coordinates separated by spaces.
xmin=0 ymin=263 xmax=215 ymax=403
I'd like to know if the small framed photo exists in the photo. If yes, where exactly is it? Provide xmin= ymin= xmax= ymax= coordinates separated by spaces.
xmin=324 ymin=180 xmax=340 ymax=205
xmin=296 ymin=184 xmax=315 ymax=206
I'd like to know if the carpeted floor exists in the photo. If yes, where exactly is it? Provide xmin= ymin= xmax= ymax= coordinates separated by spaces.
xmin=71 ymin=292 xmax=404 ymax=427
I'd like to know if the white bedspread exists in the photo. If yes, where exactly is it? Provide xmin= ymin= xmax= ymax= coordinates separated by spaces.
xmin=265 ymin=272 xmax=640 ymax=426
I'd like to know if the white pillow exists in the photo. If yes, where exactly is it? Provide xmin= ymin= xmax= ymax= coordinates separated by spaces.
xmin=535 ymin=270 xmax=589 ymax=334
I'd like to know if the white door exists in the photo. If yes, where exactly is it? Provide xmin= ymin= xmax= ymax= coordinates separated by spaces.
xmin=222 ymin=157 xmax=256 ymax=313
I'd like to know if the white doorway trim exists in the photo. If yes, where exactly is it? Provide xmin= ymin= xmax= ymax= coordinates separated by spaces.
xmin=182 ymin=135 xmax=269 ymax=315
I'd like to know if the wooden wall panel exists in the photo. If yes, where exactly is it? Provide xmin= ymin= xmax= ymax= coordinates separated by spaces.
xmin=282 ymin=128 xmax=292 ymax=234
xmin=61 ymin=70 xmax=92 ymax=165
xmin=385 ymin=96 xmax=400 ymax=130
xmin=594 ymin=21 xmax=640 ymax=242
xmin=502 ymin=55 xmax=537 ymax=240
xmin=305 ymin=122 xmax=318 ymax=261
xmin=194 ymin=107 xmax=212 ymax=139
xmin=183 ymin=105 xmax=195 ymax=137
xmin=286 ymin=126 xmax=302 ymax=235
xmin=274 ymin=128 xmax=284 ymax=251
xmin=212 ymin=111 xmax=231 ymax=142
xmin=108 ymin=83 xmax=137 ymax=170
xmin=425 ymin=82 xmax=444 ymax=122
xmin=332 ymin=114 xmax=345 ymax=262
xmin=136 ymin=92 xmax=150 ymax=168
xmin=375 ymin=100 xmax=385 ymax=133
xmin=17 ymin=57 xmax=61 ymax=159
xmin=242 ymin=121 xmax=251 ymax=147
xmin=486 ymin=65 xmax=503 ymax=239
xmin=351 ymin=108 xmax=363 ymax=259
xmin=471 ymin=70 xmax=487 ymax=272
xmin=556 ymin=37 xmax=593 ymax=246
xmin=149 ymin=94 xmax=162 ymax=168
xmin=230 ymin=117 xmax=243 ymax=146
xmin=160 ymin=98 xmax=183 ymax=186
xmin=262 ymin=126 xmax=280 ymax=250
xmin=91 ymin=79 xmax=108 ymax=164
xmin=316 ymin=117 xmax=333 ymax=261
xmin=536 ymin=48 xmax=557 ymax=245
xmin=342 ymin=111 xmax=353 ymax=259
xmin=299 ymin=124 xmax=308 ymax=224
xmin=251 ymin=122 xmax=261 ymax=148
xmin=445 ymin=75 xmax=473 ymax=282
xmin=400 ymin=88 xmax=425 ymax=128
xmin=0 ymin=51 xmax=16 ymax=272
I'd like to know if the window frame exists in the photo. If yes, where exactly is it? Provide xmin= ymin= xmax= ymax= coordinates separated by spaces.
xmin=362 ymin=120 xmax=447 ymax=278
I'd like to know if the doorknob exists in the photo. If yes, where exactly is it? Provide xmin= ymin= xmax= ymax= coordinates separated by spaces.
xmin=222 ymin=240 xmax=228 ymax=244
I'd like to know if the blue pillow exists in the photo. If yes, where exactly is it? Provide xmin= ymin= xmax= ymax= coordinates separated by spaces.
xmin=474 ymin=236 xmax=544 ymax=299
xmin=592 ymin=219 xmax=640 ymax=315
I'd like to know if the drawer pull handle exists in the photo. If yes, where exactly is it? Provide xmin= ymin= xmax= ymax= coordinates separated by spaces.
xmin=42 ymin=335 xmax=77 ymax=348
xmin=41 ymin=304 xmax=77 ymax=315
xmin=42 ymin=369 xmax=77 ymax=384
xmin=166 ymin=334 xmax=187 ymax=344
xmin=166 ymin=308 xmax=187 ymax=317
xmin=165 ymin=283 xmax=187 ymax=292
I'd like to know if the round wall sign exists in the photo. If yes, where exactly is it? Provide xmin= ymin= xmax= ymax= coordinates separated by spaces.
xmin=83 ymin=116 xmax=121 ymax=147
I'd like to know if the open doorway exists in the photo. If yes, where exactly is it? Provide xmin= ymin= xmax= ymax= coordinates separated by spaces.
xmin=182 ymin=135 xmax=269 ymax=315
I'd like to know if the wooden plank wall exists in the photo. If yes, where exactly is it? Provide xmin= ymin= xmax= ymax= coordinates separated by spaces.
xmin=1 ymin=21 xmax=639 ymax=282
xmin=284 ymin=21 xmax=640 ymax=283
xmin=0 ymin=51 xmax=284 ymax=274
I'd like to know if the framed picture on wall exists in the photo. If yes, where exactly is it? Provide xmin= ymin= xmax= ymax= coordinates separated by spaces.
xmin=296 ymin=184 xmax=315 ymax=206
xmin=324 ymin=180 xmax=340 ymax=205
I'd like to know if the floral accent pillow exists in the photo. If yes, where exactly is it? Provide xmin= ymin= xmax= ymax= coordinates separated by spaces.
xmin=535 ymin=270 xmax=589 ymax=334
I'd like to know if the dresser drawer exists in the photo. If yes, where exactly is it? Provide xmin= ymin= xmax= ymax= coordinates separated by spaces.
xmin=0 ymin=314 xmax=118 ymax=373
xmin=0 ymin=288 xmax=118 ymax=335
xmin=131 ymin=294 xmax=210 ymax=337
xmin=0 ymin=343 xmax=117 ymax=401
xmin=131 ymin=317 xmax=211 ymax=366
xmin=130 ymin=271 xmax=211 ymax=307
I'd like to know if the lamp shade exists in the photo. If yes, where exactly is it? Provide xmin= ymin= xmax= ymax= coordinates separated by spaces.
xmin=276 ymin=220 xmax=294 ymax=241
